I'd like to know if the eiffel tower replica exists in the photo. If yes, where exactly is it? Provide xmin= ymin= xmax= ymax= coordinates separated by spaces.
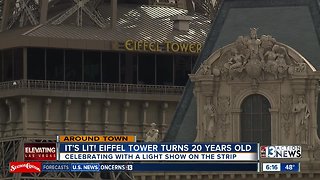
xmin=0 ymin=0 xmax=215 ymax=179
xmin=0 ymin=1 xmax=136 ymax=179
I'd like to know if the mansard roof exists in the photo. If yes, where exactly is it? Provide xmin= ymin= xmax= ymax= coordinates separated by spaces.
xmin=165 ymin=0 xmax=320 ymax=142
xmin=0 ymin=3 xmax=210 ymax=50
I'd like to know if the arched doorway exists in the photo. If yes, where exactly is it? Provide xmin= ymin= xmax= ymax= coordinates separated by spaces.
xmin=240 ymin=94 xmax=271 ymax=145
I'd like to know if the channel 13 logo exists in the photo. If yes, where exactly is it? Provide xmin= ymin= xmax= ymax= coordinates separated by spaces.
xmin=260 ymin=146 xmax=301 ymax=158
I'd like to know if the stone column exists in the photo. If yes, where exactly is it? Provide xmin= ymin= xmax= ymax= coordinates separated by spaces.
xmin=104 ymin=100 xmax=111 ymax=134
xmin=161 ymin=102 xmax=168 ymax=140
xmin=199 ymin=94 xmax=208 ymax=141
xmin=84 ymin=100 xmax=91 ymax=134
xmin=290 ymin=78 xmax=308 ymax=146
xmin=142 ymin=102 xmax=149 ymax=125
xmin=64 ymin=99 xmax=71 ymax=134
xmin=269 ymin=108 xmax=279 ymax=145
xmin=23 ymin=48 xmax=28 ymax=79
xmin=142 ymin=102 xmax=149 ymax=138
xmin=291 ymin=79 xmax=306 ymax=95
xmin=4 ymin=99 xmax=14 ymax=136
xmin=308 ymin=80 xmax=318 ymax=145
xmin=123 ymin=101 xmax=130 ymax=134
xmin=20 ymin=97 xmax=28 ymax=136
xmin=195 ymin=92 xmax=202 ymax=141
xmin=193 ymin=76 xmax=219 ymax=142
xmin=44 ymin=98 xmax=52 ymax=135
xmin=231 ymin=108 xmax=241 ymax=142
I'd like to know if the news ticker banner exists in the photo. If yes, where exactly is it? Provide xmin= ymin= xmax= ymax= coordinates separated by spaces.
xmin=9 ymin=162 xmax=259 ymax=173
xmin=9 ymin=162 xmax=300 ymax=173
xmin=23 ymin=138 xmax=302 ymax=162
xmin=57 ymin=143 xmax=258 ymax=161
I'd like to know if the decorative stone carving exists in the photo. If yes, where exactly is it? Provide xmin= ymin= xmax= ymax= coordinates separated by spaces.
xmin=190 ymin=29 xmax=317 ymax=146
xmin=224 ymin=48 xmax=247 ymax=79
xmin=313 ymin=144 xmax=320 ymax=160
xmin=292 ymin=96 xmax=310 ymax=144
xmin=247 ymin=28 xmax=261 ymax=56
xmin=199 ymin=60 xmax=220 ymax=76
xmin=203 ymin=97 xmax=216 ymax=141
xmin=280 ymin=95 xmax=293 ymax=136
xmin=202 ymin=28 xmax=307 ymax=81
xmin=199 ymin=61 xmax=211 ymax=75
xmin=245 ymin=28 xmax=264 ymax=79
xmin=259 ymin=35 xmax=276 ymax=59
xmin=294 ymin=63 xmax=307 ymax=74
xmin=262 ymin=44 xmax=290 ymax=79
xmin=145 ymin=123 xmax=159 ymax=142
xmin=216 ymin=96 xmax=231 ymax=139
xmin=251 ymin=79 xmax=259 ymax=92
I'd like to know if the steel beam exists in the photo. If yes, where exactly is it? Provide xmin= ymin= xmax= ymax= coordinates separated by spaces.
xmin=0 ymin=0 xmax=14 ymax=32
xmin=52 ymin=0 xmax=105 ymax=28
xmin=7 ymin=0 xmax=39 ymax=30
xmin=21 ymin=0 xmax=39 ymax=25
xmin=111 ymin=0 xmax=117 ymax=29
xmin=40 ymin=0 xmax=48 ymax=24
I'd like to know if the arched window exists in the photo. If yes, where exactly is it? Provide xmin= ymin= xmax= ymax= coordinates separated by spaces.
xmin=241 ymin=94 xmax=271 ymax=145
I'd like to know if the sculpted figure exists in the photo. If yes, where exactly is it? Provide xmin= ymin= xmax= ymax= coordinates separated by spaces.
xmin=263 ymin=45 xmax=279 ymax=79
xmin=217 ymin=96 xmax=230 ymax=138
xmin=263 ymin=44 xmax=289 ymax=79
xmin=247 ymin=28 xmax=261 ymax=57
xmin=145 ymin=123 xmax=159 ymax=142
xmin=203 ymin=98 xmax=216 ymax=141
xmin=259 ymin=35 xmax=276 ymax=61
xmin=244 ymin=28 xmax=264 ymax=79
xmin=224 ymin=48 xmax=246 ymax=79
xmin=228 ymin=49 xmax=246 ymax=71
xmin=235 ymin=36 xmax=247 ymax=49
xmin=292 ymin=97 xmax=310 ymax=145
xmin=200 ymin=61 xmax=211 ymax=75
xmin=264 ymin=45 xmax=279 ymax=61
xmin=273 ymin=45 xmax=289 ymax=78
xmin=235 ymin=36 xmax=250 ymax=58
xmin=276 ymin=54 xmax=288 ymax=78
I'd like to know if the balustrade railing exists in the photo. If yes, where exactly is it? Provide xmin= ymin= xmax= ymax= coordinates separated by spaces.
xmin=0 ymin=80 xmax=184 ymax=95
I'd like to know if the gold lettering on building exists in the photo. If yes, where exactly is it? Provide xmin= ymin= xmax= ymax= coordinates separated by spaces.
xmin=124 ymin=40 xmax=202 ymax=53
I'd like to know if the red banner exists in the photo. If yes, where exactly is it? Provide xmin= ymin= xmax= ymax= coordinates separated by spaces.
xmin=24 ymin=143 xmax=56 ymax=161
xmin=9 ymin=162 xmax=42 ymax=173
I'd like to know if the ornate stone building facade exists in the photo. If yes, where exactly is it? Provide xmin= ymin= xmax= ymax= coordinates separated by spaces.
xmin=190 ymin=29 xmax=320 ymax=163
